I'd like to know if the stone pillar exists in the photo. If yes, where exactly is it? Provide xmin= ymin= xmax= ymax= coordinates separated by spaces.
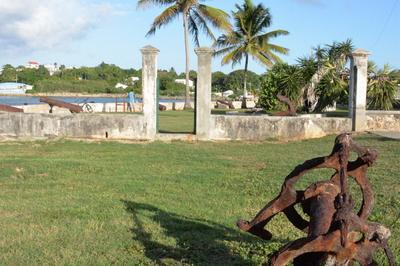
xmin=349 ymin=48 xmax=370 ymax=131
xmin=195 ymin=47 xmax=214 ymax=140
xmin=141 ymin=45 xmax=159 ymax=139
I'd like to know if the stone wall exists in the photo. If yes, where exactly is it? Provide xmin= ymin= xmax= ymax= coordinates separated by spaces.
xmin=1 ymin=111 xmax=399 ymax=141
xmin=14 ymin=100 xmax=255 ymax=113
xmin=0 ymin=113 xmax=147 ymax=140
xmin=210 ymin=115 xmax=352 ymax=141
xmin=366 ymin=111 xmax=400 ymax=131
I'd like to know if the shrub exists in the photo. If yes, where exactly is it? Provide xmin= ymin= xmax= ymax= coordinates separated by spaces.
xmin=33 ymin=79 xmax=113 ymax=94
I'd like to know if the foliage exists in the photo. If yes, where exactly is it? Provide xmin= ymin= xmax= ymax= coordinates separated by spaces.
xmin=158 ymin=73 xmax=186 ymax=97
xmin=258 ymin=63 xmax=304 ymax=110
xmin=223 ymin=70 xmax=261 ymax=94
xmin=0 ymin=135 xmax=398 ymax=264
xmin=313 ymin=65 xmax=348 ymax=112
xmin=215 ymin=0 xmax=289 ymax=68
xmin=300 ymin=39 xmax=354 ymax=112
xmin=0 ymin=62 xmax=141 ymax=94
xmin=367 ymin=63 xmax=399 ymax=110
xmin=211 ymin=71 xmax=226 ymax=92
xmin=214 ymin=0 xmax=288 ymax=108
xmin=258 ymin=40 xmax=354 ymax=112
xmin=138 ymin=0 xmax=231 ymax=108
xmin=32 ymin=79 xmax=119 ymax=94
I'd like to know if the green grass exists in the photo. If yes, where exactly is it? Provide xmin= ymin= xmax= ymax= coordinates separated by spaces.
xmin=159 ymin=110 xmax=195 ymax=133
xmin=0 ymin=134 xmax=399 ymax=265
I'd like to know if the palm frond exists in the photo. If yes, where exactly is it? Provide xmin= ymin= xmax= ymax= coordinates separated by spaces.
xmin=146 ymin=4 xmax=180 ymax=36
xmin=221 ymin=47 xmax=245 ymax=67
xmin=137 ymin=0 xmax=176 ymax=9
xmin=196 ymin=4 xmax=232 ymax=32
xmin=188 ymin=14 xmax=200 ymax=47
xmin=214 ymin=45 xmax=239 ymax=57
xmin=256 ymin=29 xmax=289 ymax=40
xmin=262 ymin=43 xmax=289 ymax=55
xmin=190 ymin=10 xmax=216 ymax=41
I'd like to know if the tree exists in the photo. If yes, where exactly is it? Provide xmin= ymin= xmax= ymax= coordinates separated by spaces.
xmin=367 ymin=63 xmax=399 ymax=110
xmin=300 ymin=39 xmax=353 ymax=112
xmin=138 ymin=0 xmax=231 ymax=109
xmin=224 ymin=70 xmax=261 ymax=95
xmin=211 ymin=71 xmax=226 ymax=92
xmin=215 ymin=0 xmax=288 ymax=108
xmin=258 ymin=63 xmax=304 ymax=111
xmin=0 ymin=64 xmax=17 ymax=82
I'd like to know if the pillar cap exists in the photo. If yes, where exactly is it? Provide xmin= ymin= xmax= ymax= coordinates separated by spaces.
xmin=195 ymin=47 xmax=214 ymax=55
xmin=351 ymin=48 xmax=371 ymax=57
xmin=141 ymin=45 xmax=160 ymax=54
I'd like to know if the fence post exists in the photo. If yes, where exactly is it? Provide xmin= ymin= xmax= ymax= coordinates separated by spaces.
xmin=349 ymin=48 xmax=370 ymax=131
xmin=195 ymin=47 xmax=214 ymax=140
xmin=141 ymin=45 xmax=159 ymax=139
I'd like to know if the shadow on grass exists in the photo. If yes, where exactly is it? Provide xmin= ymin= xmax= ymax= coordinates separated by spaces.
xmin=122 ymin=200 xmax=254 ymax=265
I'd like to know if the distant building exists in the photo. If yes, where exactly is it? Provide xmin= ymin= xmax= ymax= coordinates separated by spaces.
xmin=0 ymin=82 xmax=33 ymax=94
xmin=25 ymin=61 xmax=40 ymax=69
xmin=115 ymin=83 xmax=128 ymax=89
xmin=44 ymin=63 xmax=59 ymax=76
xmin=175 ymin=79 xmax=194 ymax=88
xmin=130 ymin=77 xmax=140 ymax=84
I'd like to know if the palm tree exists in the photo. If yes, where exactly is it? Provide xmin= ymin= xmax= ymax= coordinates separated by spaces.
xmin=138 ymin=0 xmax=231 ymax=109
xmin=214 ymin=0 xmax=289 ymax=108
xmin=299 ymin=39 xmax=353 ymax=112
xmin=367 ymin=63 xmax=399 ymax=110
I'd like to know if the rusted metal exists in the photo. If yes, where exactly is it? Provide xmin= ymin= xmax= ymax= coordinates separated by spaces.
xmin=237 ymin=133 xmax=395 ymax=265
xmin=272 ymin=93 xmax=297 ymax=116
xmin=0 ymin=104 xmax=24 ymax=113
xmin=40 ymin=97 xmax=83 ymax=113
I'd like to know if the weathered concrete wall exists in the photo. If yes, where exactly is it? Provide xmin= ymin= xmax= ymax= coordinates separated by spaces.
xmin=15 ymin=103 xmax=144 ymax=113
xmin=14 ymin=100 xmax=255 ymax=113
xmin=210 ymin=115 xmax=352 ymax=141
xmin=366 ymin=111 xmax=400 ymax=131
xmin=0 ymin=113 xmax=147 ymax=140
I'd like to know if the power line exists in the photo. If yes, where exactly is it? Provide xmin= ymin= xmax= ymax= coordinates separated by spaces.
xmin=372 ymin=0 xmax=399 ymax=48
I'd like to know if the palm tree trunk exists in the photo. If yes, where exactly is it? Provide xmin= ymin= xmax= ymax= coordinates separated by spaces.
xmin=301 ymin=66 xmax=329 ymax=112
xmin=183 ymin=12 xmax=192 ymax=109
xmin=241 ymin=54 xmax=249 ymax=109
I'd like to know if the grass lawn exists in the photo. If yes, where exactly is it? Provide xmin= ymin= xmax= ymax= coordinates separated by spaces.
xmin=158 ymin=110 xmax=195 ymax=133
xmin=0 ymin=134 xmax=399 ymax=265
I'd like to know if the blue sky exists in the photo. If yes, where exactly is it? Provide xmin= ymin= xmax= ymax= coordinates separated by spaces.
xmin=1 ymin=0 xmax=399 ymax=74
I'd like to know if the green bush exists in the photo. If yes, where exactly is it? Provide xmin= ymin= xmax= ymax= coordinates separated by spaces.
xmin=258 ymin=63 xmax=304 ymax=111
xmin=32 ymin=79 xmax=116 ymax=94
xmin=367 ymin=64 xmax=399 ymax=110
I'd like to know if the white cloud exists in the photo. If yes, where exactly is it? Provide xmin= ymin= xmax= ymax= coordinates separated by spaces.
xmin=0 ymin=0 xmax=121 ymax=53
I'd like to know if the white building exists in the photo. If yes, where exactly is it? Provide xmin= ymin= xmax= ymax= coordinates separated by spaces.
xmin=115 ymin=83 xmax=128 ymax=89
xmin=0 ymin=82 xmax=33 ymax=94
xmin=25 ymin=61 xmax=40 ymax=69
xmin=44 ymin=63 xmax=59 ymax=76
xmin=175 ymin=79 xmax=194 ymax=88
xmin=130 ymin=77 xmax=140 ymax=84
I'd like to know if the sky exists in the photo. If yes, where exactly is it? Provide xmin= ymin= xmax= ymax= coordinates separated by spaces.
xmin=0 ymin=0 xmax=399 ymax=74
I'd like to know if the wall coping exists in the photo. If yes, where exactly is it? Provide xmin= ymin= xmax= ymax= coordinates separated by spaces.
xmin=367 ymin=110 xmax=400 ymax=115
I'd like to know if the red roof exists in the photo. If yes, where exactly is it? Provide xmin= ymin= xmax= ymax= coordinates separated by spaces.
xmin=28 ymin=61 xmax=39 ymax=64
